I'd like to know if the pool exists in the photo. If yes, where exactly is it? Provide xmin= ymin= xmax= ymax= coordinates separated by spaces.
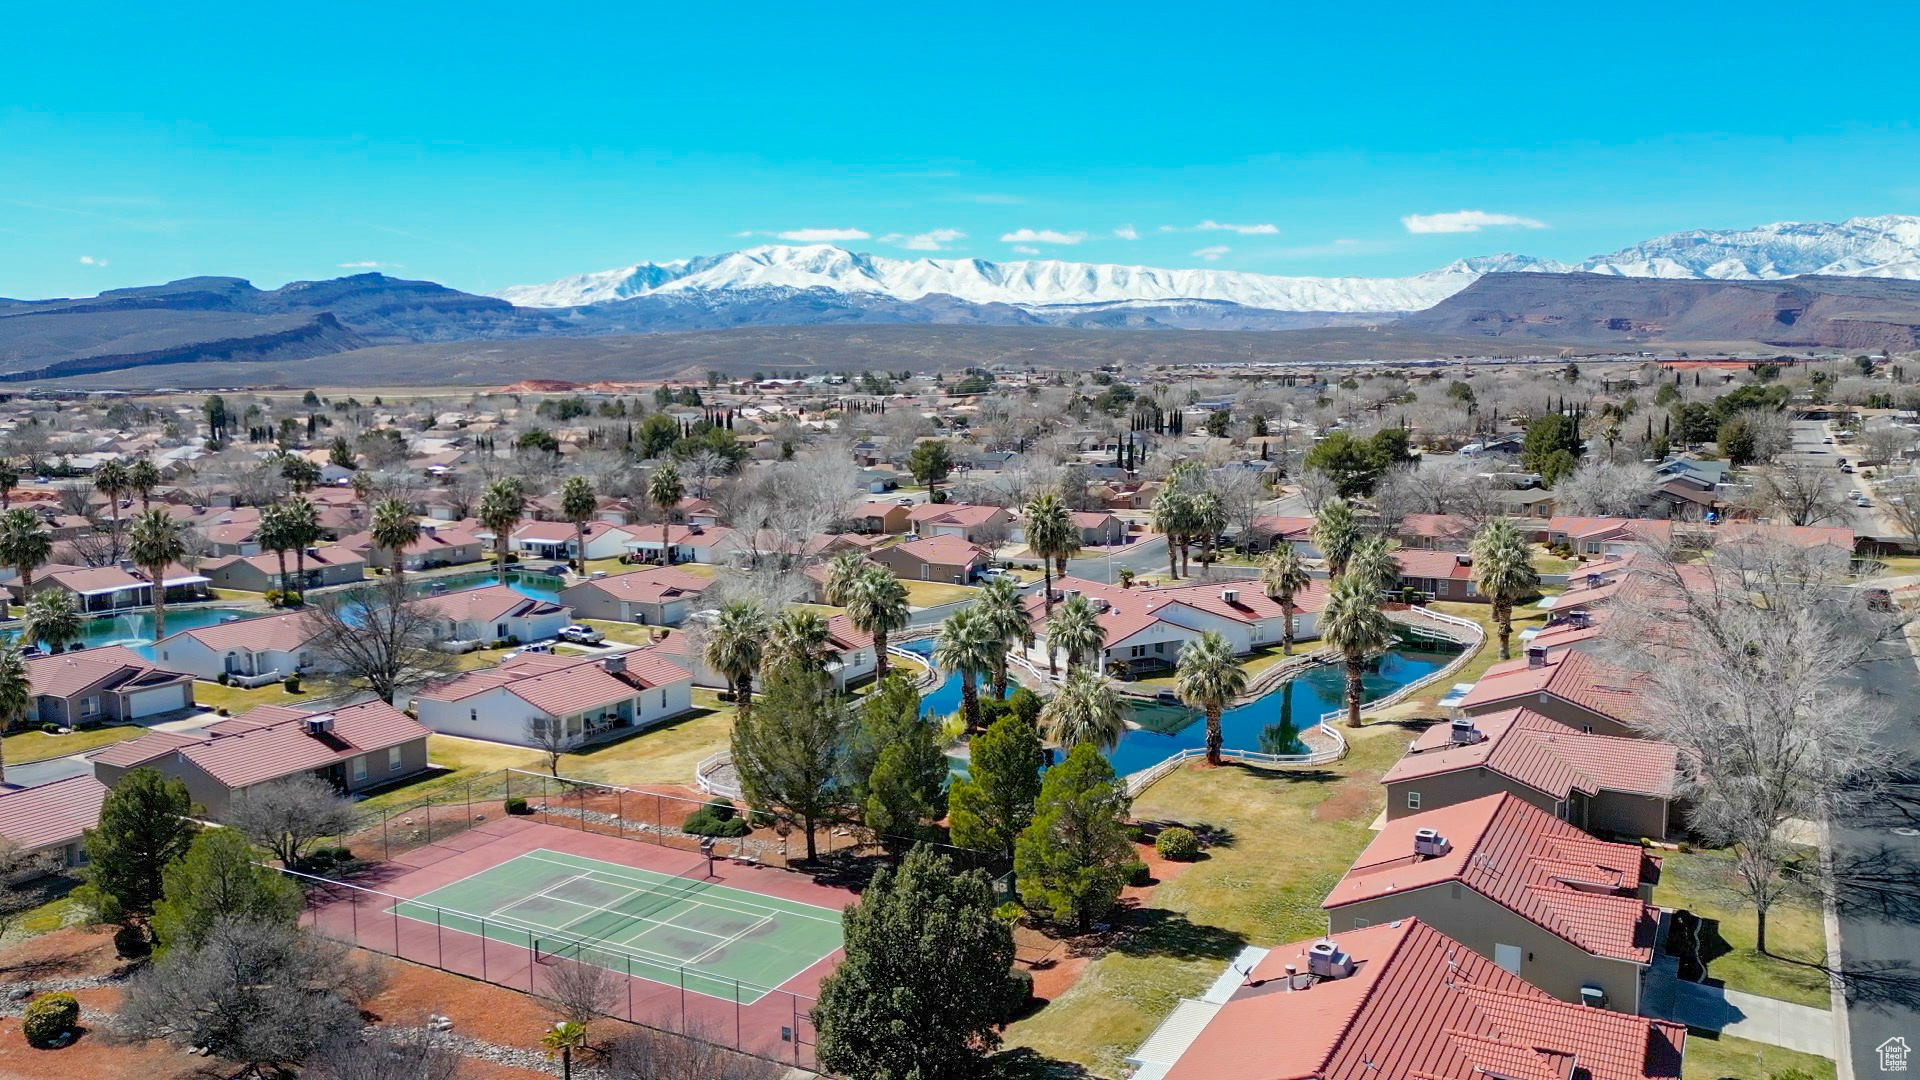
xmin=6 ymin=605 xmax=270 ymax=656
xmin=907 ymin=633 xmax=1461 ymax=777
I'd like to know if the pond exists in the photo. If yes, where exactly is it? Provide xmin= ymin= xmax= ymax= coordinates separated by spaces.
xmin=904 ymin=633 xmax=1462 ymax=778
xmin=6 ymin=605 xmax=271 ymax=656
xmin=419 ymin=568 xmax=567 ymax=604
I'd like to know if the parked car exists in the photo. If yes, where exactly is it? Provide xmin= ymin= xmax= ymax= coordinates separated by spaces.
xmin=977 ymin=567 xmax=1015 ymax=582
xmin=558 ymin=624 xmax=605 ymax=644
xmin=1823 ymin=437 xmax=1835 ymax=444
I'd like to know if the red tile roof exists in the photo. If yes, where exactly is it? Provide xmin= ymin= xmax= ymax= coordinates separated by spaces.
xmin=0 ymin=775 xmax=107 ymax=852
xmin=1018 ymin=575 xmax=1327 ymax=651
xmin=1392 ymin=549 xmax=1475 ymax=583
xmin=416 ymin=584 xmax=564 ymax=624
xmin=1163 ymin=919 xmax=1682 ymax=1080
xmin=1382 ymin=709 xmax=1677 ymax=802
xmin=1248 ymin=514 xmax=1314 ymax=542
xmin=415 ymin=650 xmax=691 ymax=715
xmin=621 ymin=524 xmax=735 ymax=549
xmin=27 ymin=645 xmax=192 ymax=701
xmin=1456 ymin=649 xmax=1645 ymax=725
xmin=165 ymin=613 xmax=319 ymax=653
xmin=905 ymin=502 xmax=1009 ymax=527
xmin=567 ymin=566 xmax=711 ymax=605
xmin=1397 ymin=513 xmax=1476 ymax=545
xmin=825 ymin=613 xmax=874 ymax=652
xmin=92 ymin=700 xmax=429 ymax=792
xmin=889 ymin=534 xmax=990 ymax=567
xmin=1325 ymin=794 xmax=1660 ymax=964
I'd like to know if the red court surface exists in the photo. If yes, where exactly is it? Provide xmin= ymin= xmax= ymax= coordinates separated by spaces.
xmin=300 ymin=816 xmax=853 ymax=1067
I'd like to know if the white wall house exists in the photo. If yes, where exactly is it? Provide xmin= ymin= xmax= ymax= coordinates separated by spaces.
xmin=154 ymin=613 xmax=319 ymax=685
xmin=408 ymin=651 xmax=694 ymax=748
xmin=416 ymin=585 xmax=573 ymax=648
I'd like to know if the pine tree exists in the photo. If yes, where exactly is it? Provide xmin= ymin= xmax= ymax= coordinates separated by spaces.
xmin=80 ymin=768 xmax=198 ymax=919
xmin=1014 ymin=744 xmax=1133 ymax=931
xmin=151 ymin=828 xmax=302 ymax=951
xmin=730 ymin=660 xmax=843 ymax=862
xmin=948 ymin=714 xmax=1044 ymax=862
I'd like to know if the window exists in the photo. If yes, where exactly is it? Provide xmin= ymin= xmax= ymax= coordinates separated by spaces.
xmin=1351 ymin=918 xmax=1370 ymax=929
xmin=470 ymin=708 xmax=478 ymax=722
xmin=80 ymin=696 xmax=100 ymax=718
xmin=1406 ymin=791 xmax=1422 ymax=810
xmin=660 ymin=690 xmax=667 ymax=709
xmin=388 ymin=746 xmax=403 ymax=773
xmin=351 ymin=756 xmax=368 ymax=783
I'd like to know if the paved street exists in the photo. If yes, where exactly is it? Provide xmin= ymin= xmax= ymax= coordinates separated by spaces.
xmin=1065 ymin=533 xmax=1170 ymax=584
xmin=1787 ymin=419 xmax=1896 ymax=539
xmin=1835 ymin=625 xmax=1920 ymax=1078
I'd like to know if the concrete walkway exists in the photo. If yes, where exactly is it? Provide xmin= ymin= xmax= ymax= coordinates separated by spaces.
xmin=1643 ymin=973 xmax=1836 ymax=1058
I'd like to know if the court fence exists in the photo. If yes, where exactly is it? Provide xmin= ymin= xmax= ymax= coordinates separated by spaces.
xmin=285 ymin=866 xmax=824 ymax=1069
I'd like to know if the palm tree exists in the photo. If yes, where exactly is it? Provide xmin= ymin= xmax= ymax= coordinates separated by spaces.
xmin=1320 ymin=573 xmax=1393 ymax=728
xmin=560 ymin=475 xmax=597 ymax=572
xmin=1345 ymin=534 xmax=1400 ymax=597
xmin=283 ymin=497 xmax=321 ymax=599
xmin=1045 ymin=592 xmax=1103 ymax=677
xmin=766 ymin=608 xmax=833 ymax=672
xmin=1191 ymin=489 xmax=1227 ymax=572
xmin=646 ymin=462 xmax=685 ymax=566
xmin=126 ymin=456 xmax=161 ymax=512
xmin=844 ymin=565 xmax=909 ymax=681
xmin=703 ymin=601 xmax=769 ymax=718
xmin=1175 ymin=631 xmax=1247 ymax=766
xmin=1470 ymin=518 xmax=1541 ymax=661
xmin=370 ymin=497 xmax=420 ymax=582
xmin=822 ymin=549 xmax=869 ymax=607
xmin=1311 ymin=497 xmax=1359 ymax=579
xmin=478 ymin=476 xmax=526 ymax=584
xmin=1039 ymin=666 xmax=1125 ymax=753
xmin=0 ymin=508 xmax=52 ymax=610
xmin=0 ymin=644 xmax=28 ymax=784
xmin=128 ymin=508 xmax=186 ymax=642
xmin=257 ymin=502 xmax=293 ymax=595
xmin=21 ymin=589 xmax=80 ymax=654
xmin=933 ymin=607 xmax=999 ymax=732
xmin=93 ymin=459 xmax=130 ymax=561
xmin=1260 ymin=545 xmax=1312 ymax=655
xmin=1150 ymin=488 xmax=1191 ymax=580
xmin=975 ymin=575 xmax=1029 ymax=697
xmin=1023 ymin=492 xmax=1071 ymax=616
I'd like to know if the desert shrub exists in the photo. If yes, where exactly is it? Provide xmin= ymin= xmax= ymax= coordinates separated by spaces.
xmin=23 ymin=993 xmax=79 ymax=1047
xmin=1123 ymin=860 xmax=1151 ymax=886
xmin=1155 ymin=827 xmax=1200 ymax=860
xmin=505 ymin=796 xmax=530 ymax=815
xmin=682 ymin=809 xmax=750 ymax=838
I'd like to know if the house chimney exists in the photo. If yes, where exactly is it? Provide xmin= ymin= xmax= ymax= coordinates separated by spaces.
xmin=1413 ymin=827 xmax=1450 ymax=858
xmin=601 ymin=653 xmax=627 ymax=675
xmin=1525 ymin=645 xmax=1548 ymax=669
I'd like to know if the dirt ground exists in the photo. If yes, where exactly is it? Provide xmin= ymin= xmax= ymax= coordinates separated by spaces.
xmin=1015 ymin=835 xmax=1199 ymax=1009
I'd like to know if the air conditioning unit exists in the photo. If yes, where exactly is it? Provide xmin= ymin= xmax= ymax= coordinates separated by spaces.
xmin=1568 ymin=609 xmax=1592 ymax=629
xmin=1414 ymin=828 xmax=1450 ymax=858
xmin=303 ymin=715 xmax=335 ymax=736
xmin=1306 ymin=940 xmax=1354 ymax=979
xmin=1449 ymin=717 xmax=1482 ymax=745
xmin=1526 ymin=645 xmax=1549 ymax=669
xmin=1584 ymin=573 xmax=1603 ymax=589
xmin=1221 ymin=588 xmax=1240 ymax=605
xmin=1579 ymin=985 xmax=1608 ymax=1008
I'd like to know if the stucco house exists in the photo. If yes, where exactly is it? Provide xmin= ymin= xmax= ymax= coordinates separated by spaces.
xmin=198 ymin=545 xmax=366 ymax=593
xmin=869 ymin=534 xmax=990 ymax=584
xmin=415 ymin=584 xmax=573 ymax=648
xmin=0 ymin=775 xmax=109 ymax=871
xmin=26 ymin=645 xmax=196 ymax=728
xmin=1454 ymin=647 xmax=1645 ymax=738
xmin=559 ymin=566 xmax=712 ymax=626
xmin=154 ymin=613 xmax=321 ymax=687
xmin=407 ymin=650 xmax=694 ymax=748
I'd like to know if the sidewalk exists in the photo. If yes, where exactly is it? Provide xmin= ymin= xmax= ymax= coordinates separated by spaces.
xmin=1642 ymin=971 xmax=1836 ymax=1059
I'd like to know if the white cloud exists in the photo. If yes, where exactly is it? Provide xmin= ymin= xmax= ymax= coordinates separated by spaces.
xmin=879 ymin=228 xmax=966 ymax=251
xmin=966 ymin=193 xmax=1025 ymax=205
xmin=1159 ymin=220 xmax=1281 ymax=235
xmin=1401 ymin=210 xmax=1548 ymax=234
xmin=1192 ymin=245 xmax=1231 ymax=261
xmin=999 ymin=228 xmax=1085 ymax=245
xmin=1113 ymin=225 xmax=1139 ymax=241
xmin=1012 ymin=245 xmax=1042 ymax=255
xmin=733 ymin=229 xmax=757 ymax=238
xmin=77 ymin=255 xmax=107 ymax=267
xmin=337 ymin=260 xmax=386 ymax=269
xmin=776 ymin=227 xmax=871 ymax=242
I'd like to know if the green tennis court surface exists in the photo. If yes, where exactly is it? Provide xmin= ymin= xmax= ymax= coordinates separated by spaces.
xmin=388 ymin=848 xmax=843 ymax=1003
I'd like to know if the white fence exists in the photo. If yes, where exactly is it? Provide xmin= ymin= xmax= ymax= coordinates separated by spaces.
xmin=1123 ymin=711 xmax=1348 ymax=798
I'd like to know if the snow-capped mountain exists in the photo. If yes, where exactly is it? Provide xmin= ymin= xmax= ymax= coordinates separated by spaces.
xmin=496 ymin=215 xmax=1920 ymax=315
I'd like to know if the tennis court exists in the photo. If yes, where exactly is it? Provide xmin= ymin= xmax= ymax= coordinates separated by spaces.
xmin=388 ymin=847 xmax=843 ymax=1004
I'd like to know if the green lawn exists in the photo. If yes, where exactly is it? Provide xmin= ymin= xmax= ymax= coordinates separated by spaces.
xmin=1681 ymin=1031 xmax=1835 ymax=1080
xmin=192 ymin=679 xmax=314 ymax=715
xmin=1003 ymin=722 xmax=1409 ymax=1075
xmin=579 ymin=619 xmax=670 ymax=647
xmin=901 ymin=580 xmax=980 ymax=608
xmin=0 ymin=880 xmax=89 ymax=949
xmin=1530 ymin=548 xmax=1581 ymax=575
xmin=1420 ymin=600 xmax=1551 ymax=699
xmin=3 ymin=723 xmax=147 ymax=765
xmin=1652 ymin=847 xmax=1832 ymax=1008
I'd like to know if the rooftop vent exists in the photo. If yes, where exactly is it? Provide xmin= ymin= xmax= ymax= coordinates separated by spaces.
xmin=1306 ymin=940 xmax=1355 ymax=980
xmin=1454 ymin=554 xmax=1472 ymax=567
xmin=1091 ymin=598 xmax=1111 ymax=613
xmin=1449 ymin=717 xmax=1483 ymax=745
xmin=1414 ymin=827 xmax=1451 ymax=858
xmin=1526 ymin=645 xmax=1549 ymax=669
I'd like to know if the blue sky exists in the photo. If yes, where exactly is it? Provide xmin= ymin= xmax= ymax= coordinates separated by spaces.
xmin=6 ymin=0 xmax=1920 ymax=299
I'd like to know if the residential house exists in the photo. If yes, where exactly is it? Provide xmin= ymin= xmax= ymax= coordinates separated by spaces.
xmin=906 ymin=502 xmax=1016 ymax=545
xmin=1381 ymin=709 xmax=1680 ymax=839
xmin=510 ymin=519 xmax=638 ymax=562
xmin=823 ymin=614 xmax=877 ymax=690
xmin=416 ymin=584 xmax=572 ymax=648
xmin=0 ymin=775 xmax=109 ymax=871
xmin=1323 ymin=793 xmax=1661 ymax=1012
xmin=19 ymin=563 xmax=211 ymax=614
xmin=870 ymin=534 xmax=990 ymax=585
xmin=851 ymin=499 xmax=914 ymax=535
xmin=408 ymin=650 xmax=693 ymax=748
xmin=154 ymin=613 xmax=320 ymax=687
xmin=198 ymin=545 xmax=366 ymax=592
xmin=1453 ymin=647 xmax=1645 ymax=738
xmin=340 ymin=520 xmax=487 ymax=572
xmin=1392 ymin=550 xmax=1482 ymax=602
xmin=621 ymin=524 xmax=740 ymax=565
xmin=27 ymin=645 xmax=196 ymax=727
xmin=1396 ymin=513 xmax=1477 ymax=551
xmin=1018 ymin=575 xmax=1330 ymax=675
xmin=1068 ymin=510 xmax=1128 ymax=547
xmin=89 ymin=701 xmax=432 ymax=816
xmin=1241 ymin=514 xmax=1318 ymax=555
xmin=559 ymin=566 xmax=712 ymax=626
xmin=1143 ymin=918 xmax=1683 ymax=1080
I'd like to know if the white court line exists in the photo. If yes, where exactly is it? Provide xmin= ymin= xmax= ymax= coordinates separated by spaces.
xmin=509 ymin=887 xmax=733 ymax=947
xmin=516 ymin=849 xmax=842 ymax=924
xmin=679 ymin=913 xmax=774 ymax=968
xmin=490 ymin=872 xmax=596 ymax=925
xmin=397 ymin=895 xmax=696 ymax=971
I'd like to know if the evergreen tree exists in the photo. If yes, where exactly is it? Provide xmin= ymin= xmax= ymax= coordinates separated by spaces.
xmin=1014 ymin=745 xmax=1133 ymax=931
xmin=948 ymin=714 xmax=1044 ymax=863
xmin=814 ymin=846 xmax=1016 ymax=1080
xmin=80 ymin=768 xmax=198 ymax=919
xmin=731 ymin=660 xmax=844 ymax=862
xmin=151 ymin=828 xmax=302 ymax=951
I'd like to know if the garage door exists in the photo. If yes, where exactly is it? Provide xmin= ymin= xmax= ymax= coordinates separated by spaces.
xmin=128 ymin=683 xmax=190 ymax=719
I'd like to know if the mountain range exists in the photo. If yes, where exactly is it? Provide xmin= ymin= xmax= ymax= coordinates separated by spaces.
xmin=496 ymin=214 xmax=1920 ymax=314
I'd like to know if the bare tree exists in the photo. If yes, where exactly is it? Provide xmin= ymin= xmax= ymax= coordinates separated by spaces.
xmin=307 ymin=578 xmax=458 ymax=701
xmin=54 ymin=482 xmax=92 ymax=518
xmin=307 ymin=1025 xmax=469 ymax=1080
xmin=538 ymin=953 xmax=623 ymax=1030
xmin=117 ymin=917 xmax=386 ymax=1074
xmin=1295 ymin=466 xmax=1339 ymax=512
xmin=0 ymin=840 xmax=56 ymax=940
xmin=1601 ymin=538 xmax=1908 ymax=952
xmin=1206 ymin=467 xmax=1267 ymax=540
xmin=604 ymin=1020 xmax=784 ymax=1080
xmin=226 ymin=773 xmax=361 ymax=868
xmin=1860 ymin=420 xmax=1918 ymax=469
xmin=526 ymin=715 xmax=571 ymax=778
xmin=1747 ymin=462 xmax=1849 ymax=526
xmin=1553 ymin=458 xmax=1655 ymax=517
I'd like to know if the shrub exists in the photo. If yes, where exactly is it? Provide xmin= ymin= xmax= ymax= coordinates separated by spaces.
xmin=997 ymin=968 xmax=1035 ymax=1022
xmin=993 ymin=900 xmax=1025 ymax=923
xmin=701 ymin=796 xmax=737 ymax=821
xmin=1155 ymin=827 xmax=1201 ymax=861
xmin=22 ymin=992 xmax=79 ymax=1047
xmin=505 ymin=796 xmax=530 ymax=815
xmin=112 ymin=923 xmax=150 ymax=960
xmin=1124 ymin=860 xmax=1151 ymax=886
xmin=283 ymin=674 xmax=302 ymax=693
xmin=41 ymin=722 xmax=61 ymax=734
xmin=264 ymin=588 xmax=282 ymax=607
xmin=1123 ymin=823 xmax=1147 ymax=844
xmin=682 ymin=808 xmax=750 ymax=838
xmin=216 ymin=671 xmax=232 ymax=686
